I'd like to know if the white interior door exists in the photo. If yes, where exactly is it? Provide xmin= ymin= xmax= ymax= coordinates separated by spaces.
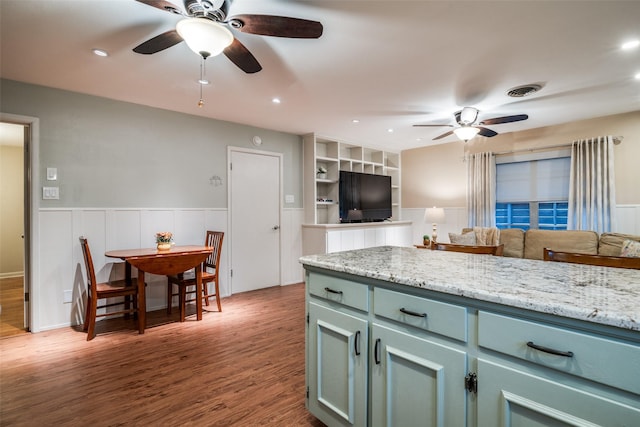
xmin=229 ymin=148 xmax=281 ymax=294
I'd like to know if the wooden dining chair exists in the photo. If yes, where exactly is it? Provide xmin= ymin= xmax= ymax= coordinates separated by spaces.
xmin=167 ymin=231 xmax=224 ymax=322
xmin=433 ymin=242 xmax=504 ymax=256
xmin=543 ymin=248 xmax=640 ymax=269
xmin=79 ymin=237 xmax=140 ymax=341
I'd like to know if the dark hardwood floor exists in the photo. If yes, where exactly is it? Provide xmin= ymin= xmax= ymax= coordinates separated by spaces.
xmin=0 ymin=283 xmax=325 ymax=426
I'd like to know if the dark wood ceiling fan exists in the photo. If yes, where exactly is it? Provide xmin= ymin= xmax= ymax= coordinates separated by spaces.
xmin=132 ymin=0 xmax=323 ymax=73
xmin=413 ymin=107 xmax=528 ymax=140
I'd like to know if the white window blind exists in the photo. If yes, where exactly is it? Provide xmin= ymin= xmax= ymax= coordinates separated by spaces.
xmin=496 ymin=157 xmax=570 ymax=203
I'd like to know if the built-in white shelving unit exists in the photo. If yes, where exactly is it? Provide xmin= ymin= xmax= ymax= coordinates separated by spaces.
xmin=303 ymin=133 xmax=401 ymax=225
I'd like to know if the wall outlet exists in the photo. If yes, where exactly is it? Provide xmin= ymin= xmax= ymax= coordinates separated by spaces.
xmin=63 ymin=290 xmax=72 ymax=303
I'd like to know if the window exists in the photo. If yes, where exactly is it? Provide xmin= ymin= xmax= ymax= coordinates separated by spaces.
xmin=496 ymin=201 xmax=568 ymax=230
xmin=496 ymin=153 xmax=570 ymax=230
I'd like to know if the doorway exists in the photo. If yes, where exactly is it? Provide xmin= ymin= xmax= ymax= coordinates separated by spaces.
xmin=0 ymin=122 xmax=28 ymax=337
xmin=229 ymin=147 xmax=282 ymax=294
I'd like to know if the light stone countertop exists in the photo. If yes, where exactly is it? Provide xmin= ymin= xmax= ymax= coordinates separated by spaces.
xmin=300 ymin=246 xmax=640 ymax=332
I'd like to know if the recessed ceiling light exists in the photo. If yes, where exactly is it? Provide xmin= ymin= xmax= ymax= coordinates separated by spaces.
xmin=92 ymin=48 xmax=108 ymax=57
xmin=387 ymin=128 xmax=394 ymax=133
xmin=352 ymin=119 xmax=360 ymax=123
xmin=198 ymin=79 xmax=210 ymax=85
xmin=635 ymin=72 xmax=640 ymax=80
xmin=621 ymin=40 xmax=640 ymax=50
xmin=272 ymin=98 xmax=281 ymax=104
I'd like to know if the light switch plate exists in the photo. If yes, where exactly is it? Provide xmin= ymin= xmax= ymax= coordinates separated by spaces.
xmin=46 ymin=167 xmax=57 ymax=180
xmin=42 ymin=186 xmax=59 ymax=200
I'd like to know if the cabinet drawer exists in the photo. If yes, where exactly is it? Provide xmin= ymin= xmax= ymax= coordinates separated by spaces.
xmin=308 ymin=272 xmax=369 ymax=312
xmin=374 ymin=288 xmax=467 ymax=342
xmin=478 ymin=311 xmax=640 ymax=395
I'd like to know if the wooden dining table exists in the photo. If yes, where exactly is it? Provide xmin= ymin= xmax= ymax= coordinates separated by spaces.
xmin=105 ymin=245 xmax=213 ymax=333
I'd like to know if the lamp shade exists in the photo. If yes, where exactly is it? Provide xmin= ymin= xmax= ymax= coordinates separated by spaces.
xmin=176 ymin=18 xmax=234 ymax=58
xmin=424 ymin=207 xmax=445 ymax=223
xmin=453 ymin=126 xmax=480 ymax=142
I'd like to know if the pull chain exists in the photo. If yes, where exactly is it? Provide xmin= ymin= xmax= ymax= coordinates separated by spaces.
xmin=198 ymin=56 xmax=206 ymax=108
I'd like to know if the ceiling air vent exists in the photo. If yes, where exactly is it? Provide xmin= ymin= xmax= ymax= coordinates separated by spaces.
xmin=507 ymin=84 xmax=543 ymax=98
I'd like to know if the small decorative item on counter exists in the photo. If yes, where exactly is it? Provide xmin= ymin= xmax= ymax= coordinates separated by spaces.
xmin=317 ymin=166 xmax=327 ymax=180
xmin=156 ymin=231 xmax=173 ymax=251
xmin=423 ymin=234 xmax=431 ymax=246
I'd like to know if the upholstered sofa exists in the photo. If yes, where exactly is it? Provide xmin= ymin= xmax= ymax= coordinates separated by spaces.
xmin=460 ymin=227 xmax=640 ymax=260
xmin=498 ymin=229 xmax=640 ymax=260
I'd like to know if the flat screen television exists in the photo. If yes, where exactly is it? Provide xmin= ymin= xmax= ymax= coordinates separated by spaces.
xmin=339 ymin=170 xmax=392 ymax=223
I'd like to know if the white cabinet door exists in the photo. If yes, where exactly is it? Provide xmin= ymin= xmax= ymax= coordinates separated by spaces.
xmin=371 ymin=323 xmax=468 ymax=427
xmin=477 ymin=359 xmax=640 ymax=426
xmin=308 ymin=302 xmax=368 ymax=426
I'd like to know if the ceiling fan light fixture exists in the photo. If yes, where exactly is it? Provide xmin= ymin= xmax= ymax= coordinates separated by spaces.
xmin=460 ymin=107 xmax=478 ymax=124
xmin=176 ymin=18 xmax=233 ymax=58
xmin=453 ymin=126 xmax=480 ymax=142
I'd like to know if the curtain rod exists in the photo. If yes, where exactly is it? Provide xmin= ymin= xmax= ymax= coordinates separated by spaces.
xmin=493 ymin=135 xmax=623 ymax=156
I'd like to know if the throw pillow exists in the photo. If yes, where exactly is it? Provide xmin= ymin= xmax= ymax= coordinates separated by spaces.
xmin=449 ymin=231 xmax=477 ymax=245
xmin=620 ymin=239 xmax=640 ymax=258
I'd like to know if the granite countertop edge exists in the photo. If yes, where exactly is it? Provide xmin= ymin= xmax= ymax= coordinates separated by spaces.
xmin=300 ymin=246 xmax=640 ymax=332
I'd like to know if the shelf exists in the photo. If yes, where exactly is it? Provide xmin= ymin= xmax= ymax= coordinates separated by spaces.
xmin=304 ymin=133 xmax=401 ymax=225
xmin=316 ymin=156 xmax=339 ymax=162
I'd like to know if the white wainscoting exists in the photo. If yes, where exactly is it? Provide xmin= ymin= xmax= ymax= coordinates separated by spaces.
xmin=35 ymin=207 xmax=305 ymax=332
xmin=615 ymin=205 xmax=640 ymax=235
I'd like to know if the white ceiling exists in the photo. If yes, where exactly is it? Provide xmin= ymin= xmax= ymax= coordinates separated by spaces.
xmin=1 ymin=0 xmax=639 ymax=151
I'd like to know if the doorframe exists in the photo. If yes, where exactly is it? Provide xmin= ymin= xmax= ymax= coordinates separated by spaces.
xmin=227 ymin=146 xmax=283 ymax=295
xmin=1 ymin=112 xmax=40 ymax=332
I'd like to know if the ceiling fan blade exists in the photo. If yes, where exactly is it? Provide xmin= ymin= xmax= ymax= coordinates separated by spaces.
xmin=479 ymin=114 xmax=528 ymax=126
xmin=477 ymin=127 xmax=498 ymax=137
xmin=413 ymin=124 xmax=454 ymax=128
xmin=433 ymin=130 xmax=455 ymax=140
xmin=228 ymin=15 xmax=323 ymax=38
xmin=133 ymin=30 xmax=184 ymax=54
xmin=224 ymin=38 xmax=262 ymax=73
xmin=134 ymin=0 xmax=185 ymax=15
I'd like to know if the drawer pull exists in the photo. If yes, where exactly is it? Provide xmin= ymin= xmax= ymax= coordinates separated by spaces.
xmin=354 ymin=330 xmax=361 ymax=356
xmin=400 ymin=307 xmax=427 ymax=318
xmin=324 ymin=287 xmax=343 ymax=295
xmin=374 ymin=338 xmax=381 ymax=365
xmin=526 ymin=341 xmax=574 ymax=358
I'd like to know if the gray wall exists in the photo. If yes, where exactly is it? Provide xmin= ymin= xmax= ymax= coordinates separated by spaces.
xmin=0 ymin=79 xmax=303 ymax=208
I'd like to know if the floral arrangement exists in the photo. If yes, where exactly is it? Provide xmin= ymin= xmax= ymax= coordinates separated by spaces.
xmin=155 ymin=232 xmax=173 ymax=244
xmin=317 ymin=166 xmax=327 ymax=174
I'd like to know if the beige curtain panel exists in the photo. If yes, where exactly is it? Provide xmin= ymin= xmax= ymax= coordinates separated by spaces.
xmin=466 ymin=151 xmax=496 ymax=228
xmin=568 ymin=135 xmax=617 ymax=233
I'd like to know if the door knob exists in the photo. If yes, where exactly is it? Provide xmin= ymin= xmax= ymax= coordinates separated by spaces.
xmin=272 ymin=225 xmax=280 ymax=230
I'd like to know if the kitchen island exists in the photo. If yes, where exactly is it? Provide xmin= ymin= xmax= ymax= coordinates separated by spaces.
xmin=300 ymin=246 xmax=640 ymax=426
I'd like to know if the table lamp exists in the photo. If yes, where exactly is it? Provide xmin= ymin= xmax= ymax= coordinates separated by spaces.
xmin=424 ymin=207 xmax=446 ymax=243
